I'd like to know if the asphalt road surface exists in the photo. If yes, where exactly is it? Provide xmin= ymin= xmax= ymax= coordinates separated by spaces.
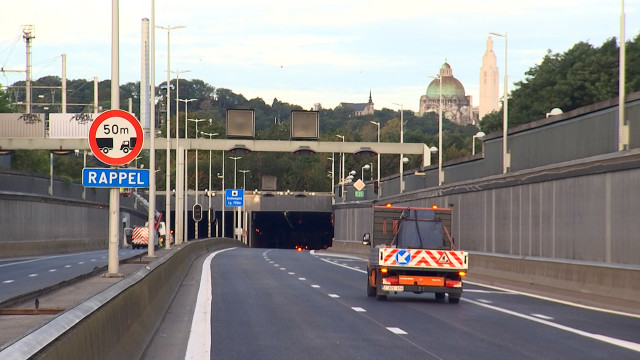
xmin=146 ymin=248 xmax=640 ymax=360
xmin=0 ymin=249 xmax=146 ymax=304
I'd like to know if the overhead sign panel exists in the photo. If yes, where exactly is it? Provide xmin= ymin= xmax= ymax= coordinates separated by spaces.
xmin=226 ymin=109 xmax=255 ymax=139
xmin=49 ymin=113 xmax=97 ymax=138
xmin=225 ymin=189 xmax=244 ymax=207
xmin=0 ymin=113 xmax=45 ymax=138
xmin=83 ymin=168 xmax=149 ymax=188
xmin=290 ymin=110 xmax=319 ymax=140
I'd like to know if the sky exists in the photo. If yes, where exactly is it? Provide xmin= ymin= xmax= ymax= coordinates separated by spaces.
xmin=1 ymin=1 xmax=639 ymax=113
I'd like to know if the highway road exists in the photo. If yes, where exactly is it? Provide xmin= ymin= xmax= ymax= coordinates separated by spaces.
xmin=0 ymin=249 xmax=146 ymax=304
xmin=160 ymin=248 xmax=640 ymax=360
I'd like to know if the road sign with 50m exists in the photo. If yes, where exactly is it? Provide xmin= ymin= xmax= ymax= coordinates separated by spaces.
xmin=88 ymin=109 xmax=143 ymax=166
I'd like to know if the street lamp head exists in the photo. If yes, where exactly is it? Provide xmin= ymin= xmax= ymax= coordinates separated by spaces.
xmin=402 ymin=157 xmax=409 ymax=164
xmin=474 ymin=131 xmax=486 ymax=138
xmin=489 ymin=31 xmax=506 ymax=38
xmin=349 ymin=170 xmax=356 ymax=176
xmin=363 ymin=164 xmax=371 ymax=170
xmin=430 ymin=146 xmax=438 ymax=153
xmin=336 ymin=134 xmax=345 ymax=140
xmin=369 ymin=121 xmax=379 ymax=126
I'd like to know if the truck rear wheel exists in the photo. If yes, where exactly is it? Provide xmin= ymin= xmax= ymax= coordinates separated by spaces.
xmin=366 ymin=270 xmax=376 ymax=297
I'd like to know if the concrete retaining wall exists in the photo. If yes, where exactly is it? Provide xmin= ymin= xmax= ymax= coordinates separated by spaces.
xmin=0 ymin=238 xmax=244 ymax=360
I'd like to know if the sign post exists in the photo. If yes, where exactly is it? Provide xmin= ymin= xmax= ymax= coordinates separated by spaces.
xmin=87 ymin=110 xmax=144 ymax=276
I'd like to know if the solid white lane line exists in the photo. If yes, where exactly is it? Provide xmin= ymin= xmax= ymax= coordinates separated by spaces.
xmin=465 ymin=280 xmax=640 ymax=319
xmin=463 ymin=298 xmax=640 ymax=353
xmin=352 ymin=307 xmax=366 ymax=312
xmin=185 ymin=247 xmax=235 ymax=360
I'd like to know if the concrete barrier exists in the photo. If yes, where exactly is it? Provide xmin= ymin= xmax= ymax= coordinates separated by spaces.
xmin=329 ymin=240 xmax=640 ymax=304
xmin=0 ymin=238 xmax=244 ymax=360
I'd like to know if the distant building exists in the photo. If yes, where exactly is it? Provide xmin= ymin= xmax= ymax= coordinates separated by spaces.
xmin=479 ymin=36 xmax=500 ymax=119
xmin=339 ymin=90 xmax=374 ymax=116
xmin=419 ymin=61 xmax=475 ymax=125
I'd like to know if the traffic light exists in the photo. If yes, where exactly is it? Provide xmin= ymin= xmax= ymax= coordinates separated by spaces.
xmin=193 ymin=204 xmax=203 ymax=222
xmin=353 ymin=147 xmax=378 ymax=157
xmin=293 ymin=146 xmax=316 ymax=156
xmin=228 ymin=144 xmax=251 ymax=154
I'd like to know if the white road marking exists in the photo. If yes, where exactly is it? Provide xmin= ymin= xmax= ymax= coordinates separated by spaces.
xmin=352 ymin=307 xmax=366 ymax=312
xmin=185 ymin=247 xmax=235 ymax=360
xmin=48 ymin=269 xmax=56 ymax=272
xmin=311 ymin=285 xmax=320 ymax=288
xmin=387 ymin=327 xmax=408 ymax=335
xmin=288 ymin=272 xmax=295 ymax=275
xmin=298 ymin=277 xmax=306 ymax=281
xmin=463 ymin=298 xmax=640 ymax=353
xmin=465 ymin=280 xmax=640 ymax=319
xmin=477 ymin=299 xmax=493 ymax=304
xmin=28 ymin=274 xmax=37 ymax=277
xmin=328 ymin=294 xmax=340 ymax=298
xmin=279 ymin=268 xmax=286 ymax=270
xmin=318 ymin=257 xmax=366 ymax=274
xmin=3 ymin=280 xmax=14 ymax=284
xmin=532 ymin=313 xmax=554 ymax=320
xmin=64 ymin=265 xmax=72 ymax=268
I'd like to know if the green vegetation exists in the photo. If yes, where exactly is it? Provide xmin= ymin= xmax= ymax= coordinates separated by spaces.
xmin=480 ymin=34 xmax=640 ymax=133
xmin=4 ymin=34 xmax=640 ymax=192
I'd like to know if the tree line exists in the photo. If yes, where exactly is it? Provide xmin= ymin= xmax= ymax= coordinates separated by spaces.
xmin=2 ymin=33 xmax=640 ymax=191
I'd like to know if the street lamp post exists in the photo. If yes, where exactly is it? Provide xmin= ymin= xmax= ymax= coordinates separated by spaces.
xmin=201 ymin=131 xmax=218 ymax=238
xmin=229 ymin=156 xmax=242 ymax=241
xmin=335 ymin=135 xmax=345 ymax=201
xmin=155 ymin=24 xmax=184 ymax=249
xmin=490 ymin=31 xmax=509 ymax=173
xmin=239 ymin=170 xmax=250 ymax=189
xmin=178 ymin=98 xmax=196 ymax=242
xmin=361 ymin=164 xmax=370 ymax=180
xmin=369 ymin=121 xmax=381 ymax=197
xmin=472 ymin=131 xmax=486 ymax=155
xmin=429 ymin=75 xmax=444 ymax=186
xmin=392 ymin=103 xmax=404 ymax=192
xmin=187 ymin=118 xmax=206 ymax=239
xmin=328 ymin=156 xmax=335 ymax=201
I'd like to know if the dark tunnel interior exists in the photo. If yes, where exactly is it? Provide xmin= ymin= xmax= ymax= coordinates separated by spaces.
xmin=252 ymin=211 xmax=334 ymax=250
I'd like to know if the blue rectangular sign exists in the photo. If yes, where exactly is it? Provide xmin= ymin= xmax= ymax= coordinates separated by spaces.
xmin=82 ymin=168 xmax=150 ymax=188
xmin=225 ymin=189 xmax=244 ymax=207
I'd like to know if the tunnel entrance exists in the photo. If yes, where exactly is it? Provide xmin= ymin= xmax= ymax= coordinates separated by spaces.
xmin=251 ymin=211 xmax=333 ymax=250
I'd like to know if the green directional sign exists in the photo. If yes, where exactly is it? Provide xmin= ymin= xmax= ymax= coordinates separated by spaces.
xmin=355 ymin=190 xmax=365 ymax=198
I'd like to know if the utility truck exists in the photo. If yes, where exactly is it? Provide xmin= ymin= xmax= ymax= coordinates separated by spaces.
xmin=363 ymin=205 xmax=468 ymax=303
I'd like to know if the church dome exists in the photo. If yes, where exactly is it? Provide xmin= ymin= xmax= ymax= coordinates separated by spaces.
xmin=426 ymin=76 xmax=466 ymax=98
xmin=426 ymin=62 xmax=466 ymax=98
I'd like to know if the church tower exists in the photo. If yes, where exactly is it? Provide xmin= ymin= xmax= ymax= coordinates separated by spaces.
xmin=479 ymin=36 xmax=499 ymax=119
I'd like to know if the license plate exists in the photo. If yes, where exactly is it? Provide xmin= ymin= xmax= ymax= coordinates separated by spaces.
xmin=382 ymin=285 xmax=404 ymax=291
